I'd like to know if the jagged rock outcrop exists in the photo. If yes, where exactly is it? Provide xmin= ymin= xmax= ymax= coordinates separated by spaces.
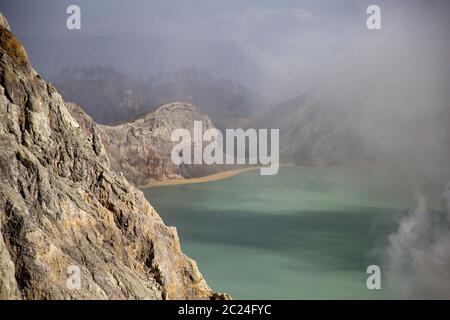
xmin=67 ymin=102 xmax=224 ymax=186
xmin=0 ymin=12 xmax=225 ymax=300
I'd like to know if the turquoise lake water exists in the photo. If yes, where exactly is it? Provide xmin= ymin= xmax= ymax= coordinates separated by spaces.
xmin=143 ymin=166 xmax=415 ymax=299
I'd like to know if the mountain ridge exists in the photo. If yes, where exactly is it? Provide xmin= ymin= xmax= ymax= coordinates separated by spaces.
xmin=52 ymin=66 xmax=260 ymax=128
xmin=67 ymin=101 xmax=226 ymax=186
xmin=251 ymin=92 xmax=375 ymax=166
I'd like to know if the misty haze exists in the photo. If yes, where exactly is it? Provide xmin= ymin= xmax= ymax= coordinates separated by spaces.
xmin=0 ymin=0 xmax=449 ymax=301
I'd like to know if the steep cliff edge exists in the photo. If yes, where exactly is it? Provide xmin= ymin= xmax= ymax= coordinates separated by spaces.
xmin=0 ymin=13 xmax=225 ymax=300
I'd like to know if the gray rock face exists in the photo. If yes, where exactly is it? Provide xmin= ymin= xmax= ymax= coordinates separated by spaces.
xmin=100 ymin=102 xmax=218 ymax=186
xmin=252 ymin=93 xmax=374 ymax=166
xmin=66 ymin=102 xmax=227 ymax=186
xmin=0 ymin=12 xmax=225 ymax=300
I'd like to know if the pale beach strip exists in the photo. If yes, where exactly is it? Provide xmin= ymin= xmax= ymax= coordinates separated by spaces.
xmin=140 ymin=167 xmax=260 ymax=188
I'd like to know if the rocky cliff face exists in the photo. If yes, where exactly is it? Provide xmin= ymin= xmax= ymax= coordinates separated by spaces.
xmin=252 ymin=93 xmax=374 ymax=166
xmin=0 ymin=13 xmax=225 ymax=300
xmin=67 ymin=102 xmax=224 ymax=186
xmin=100 ymin=102 xmax=218 ymax=186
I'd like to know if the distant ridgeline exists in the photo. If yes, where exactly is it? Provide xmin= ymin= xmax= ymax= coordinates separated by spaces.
xmin=50 ymin=65 xmax=132 ymax=83
xmin=51 ymin=65 xmax=261 ymax=128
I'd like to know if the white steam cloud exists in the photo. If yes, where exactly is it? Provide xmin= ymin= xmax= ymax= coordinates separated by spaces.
xmin=386 ymin=185 xmax=450 ymax=298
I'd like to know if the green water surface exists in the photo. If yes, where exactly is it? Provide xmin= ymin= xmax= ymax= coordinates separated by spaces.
xmin=143 ymin=166 xmax=415 ymax=299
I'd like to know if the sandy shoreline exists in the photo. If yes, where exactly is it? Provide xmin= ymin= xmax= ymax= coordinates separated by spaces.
xmin=140 ymin=167 xmax=260 ymax=189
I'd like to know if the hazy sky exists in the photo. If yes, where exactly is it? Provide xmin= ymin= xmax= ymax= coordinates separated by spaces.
xmin=1 ymin=1 xmax=449 ymax=100
xmin=0 ymin=0 xmax=370 ymax=39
